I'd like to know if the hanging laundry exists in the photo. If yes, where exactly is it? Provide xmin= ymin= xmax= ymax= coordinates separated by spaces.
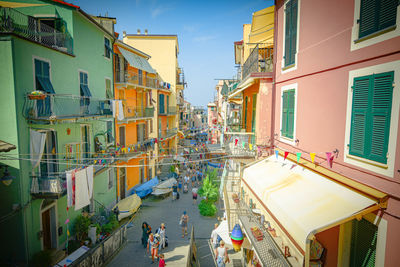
xmin=86 ymin=165 xmax=94 ymax=199
xmin=30 ymin=129 xmax=46 ymax=169
xmin=117 ymin=100 xmax=124 ymax=121
xmin=75 ymin=168 xmax=90 ymax=211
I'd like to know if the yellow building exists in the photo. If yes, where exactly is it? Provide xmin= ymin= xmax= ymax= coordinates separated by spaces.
xmin=122 ymin=32 xmax=182 ymax=159
xmin=113 ymin=40 xmax=159 ymax=199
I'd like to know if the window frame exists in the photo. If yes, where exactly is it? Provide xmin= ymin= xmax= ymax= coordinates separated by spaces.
xmin=344 ymin=61 xmax=400 ymax=177
xmin=279 ymin=83 xmax=298 ymax=145
xmin=104 ymin=36 xmax=111 ymax=59
xmin=350 ymin=0 xmax=400 ymax=51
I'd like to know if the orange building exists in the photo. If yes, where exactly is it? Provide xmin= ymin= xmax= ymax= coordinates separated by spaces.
xmin=113 ymin=40 xmax=157 ymax=199
xmin=157 ymin=88 xmax=177 ymax=161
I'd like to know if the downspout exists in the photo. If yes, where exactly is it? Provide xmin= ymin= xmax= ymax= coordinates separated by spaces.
xmin=270 ymin=1 xmax=278 ymax=155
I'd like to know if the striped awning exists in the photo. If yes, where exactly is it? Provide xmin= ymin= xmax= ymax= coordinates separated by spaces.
xmin=118 ymin=47 xmax=156 ymax=74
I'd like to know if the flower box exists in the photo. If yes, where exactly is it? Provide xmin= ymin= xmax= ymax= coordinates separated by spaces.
xmin=28 ymin=94 xmax=46 ymax=100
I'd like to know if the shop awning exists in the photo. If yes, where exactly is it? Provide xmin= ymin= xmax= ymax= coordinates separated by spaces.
xmin=249 ymin=6 xmax=274 ymax=44
xmin=118 ymin=46 xmax=156 ymax=74
xmin=242 ymin=155 xmax=384 ymax=254
xmin=0 ymin=140 xmax=16 ymax=152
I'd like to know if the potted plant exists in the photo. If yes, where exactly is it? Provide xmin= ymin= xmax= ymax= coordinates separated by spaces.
xmin=28 ymin=90 xmax=46 ymax=100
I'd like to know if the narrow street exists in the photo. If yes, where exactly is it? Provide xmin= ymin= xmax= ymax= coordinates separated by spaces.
xmin=107 ymin=182 xmax=217 ymax=267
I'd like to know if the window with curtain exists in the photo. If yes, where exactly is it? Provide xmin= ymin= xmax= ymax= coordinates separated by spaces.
xmin=79 ymin=72 xmax=91 ymax=108
xmin=349 ymin=71 xmax=393 ymax=164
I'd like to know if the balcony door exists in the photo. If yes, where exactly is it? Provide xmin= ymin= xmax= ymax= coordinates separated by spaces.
xmin=81 ymin=125 xmax=90 ymax=163
xmin=139 ymin=159 xmax=145 ymax=184
xmin=119 ymin=167 xmax=126 ymax=199
xmin=39 ymin=130 xmax=58 ymax=177
xmin=40 ymin=200 xmax=57 ymax=250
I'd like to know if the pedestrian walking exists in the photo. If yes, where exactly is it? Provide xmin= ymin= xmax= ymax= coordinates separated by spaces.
xmin=172 ymin=183 xmax=178 ymax=201
xmin=156 ymin=223 xmax=166 ymax=250
xmin=178 ymin=177 xmax=183 ymax=193
xmin=179 ymin=211 xmax=189 ymax=238
xmin=147 ymin=233 xmax=160 ymax=264
xmin=210 ymin=223 xmax=219 ymax=252
xmin=142 ymin=222 xmax=152 ymax=248
xmin=215 ymin=241 xmax=230 ymax=267
xmin=158 ymin=253 xmax=166 ymax=267
xmin=192 ymin=186 xmax=198 ymax=205
xmin=191 ymin=174 xmax=196 ymax=188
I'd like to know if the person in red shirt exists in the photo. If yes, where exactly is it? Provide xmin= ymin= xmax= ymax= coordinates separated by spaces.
xmin=159 ymin=253 xmax=166 ymax=267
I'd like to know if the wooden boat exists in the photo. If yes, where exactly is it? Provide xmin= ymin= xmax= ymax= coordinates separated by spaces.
xmin=113 ymin=194 xmax=141 ymax=221
xmin=151 ymin=178 xmax=177 ymax=196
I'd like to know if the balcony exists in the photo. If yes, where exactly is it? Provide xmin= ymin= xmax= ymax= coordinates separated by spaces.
xmin=158 ymin=106 xmax=176 ymax=116
xmin=118 ymin=138 xmax=155 ymax=162
xmin=121 ymin=105 xmax=154 ymax=121
xmin=224 ymin=132 xmax=256 ymax=158
xmin=0 ymin=7 xmax=73 ymax=54
xmin=31 ymin=174 xmax=66 ymax=199
xmin=23 ymin=94 xmax=112 ymax=122
xmin=159 ymin=129 xmax=177 ymax=139
xmin=115 ymin=70 xmax=163 ymax=90
xmin=242 ymin=44 xmax=273 ymax=80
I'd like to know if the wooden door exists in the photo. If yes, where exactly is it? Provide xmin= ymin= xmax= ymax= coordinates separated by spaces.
xmin=42 ymin=209 xmax=51 ymax=250
xmin=120 ymin=167 xmax=126 ymax=199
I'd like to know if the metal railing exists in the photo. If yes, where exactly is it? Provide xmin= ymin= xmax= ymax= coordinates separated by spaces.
xmin=30 ymin=174 xmax=66 ymax=198
xmin=23 ymin=94 xmax=112 ymax=121
xmin=119 ymin=139 xmax=155 ymax=161
xmin=167 ymin=106 xmax=177 ymax=115
xmin=0 ymin=7 xmax=73 ymax=54
xmin=224 ymin=133 xmax=256 ymax=158
xmin=242 ymin=44 xmax=273 ymax=80
xmin=122 ymin=105 xmax=154 ymax=120
xmin=159 ymin=129 xmax=177 ymax=139
xmin=115 ymin=70 xmax=165 ymax=90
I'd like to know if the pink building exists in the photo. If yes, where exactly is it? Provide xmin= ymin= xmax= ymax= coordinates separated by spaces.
xmin=238 ymin=1 xmax=400 ymax=267
xmin=207 ymin=102 xmax=218 ymax=144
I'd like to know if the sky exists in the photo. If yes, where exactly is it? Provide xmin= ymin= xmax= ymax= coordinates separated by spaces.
xmin=74 ymin=0 xmax=274 ymax=107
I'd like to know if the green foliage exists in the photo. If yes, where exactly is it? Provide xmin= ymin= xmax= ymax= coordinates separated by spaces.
xmin=198 ymin=200 xmax=217 ymax=217
xmin=102 ymin=222 xmax=113 ymax=234
xmin=101 ymin=214 xmax=119 ymax=234
xmin=199 ymin=175 xmax=219 ymax=202
xmin=74 ymin=214 xmax=91 ymax=242
xmin=32 ymin=250 xmax=52 ymax=267
xmin=170 ymin=165 xmax=175 ymax=173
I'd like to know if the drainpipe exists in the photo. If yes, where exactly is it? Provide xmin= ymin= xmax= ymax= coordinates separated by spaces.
xmin=270 ymin=1 xmax=279 ymax=154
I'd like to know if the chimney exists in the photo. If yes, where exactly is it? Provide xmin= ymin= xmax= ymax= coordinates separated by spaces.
xmin=123 ymin=31 xmax=126 ymax=38
xmin=144 ymin=29 xmax=148 ymax=35
xmin=137 ymin=29 xmax=141 ymax=34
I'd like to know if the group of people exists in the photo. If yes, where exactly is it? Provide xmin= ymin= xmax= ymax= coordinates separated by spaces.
xmin=172 ymin=167 xmax=203 ymax=205
xmin=141 ymin=222 xmax=167 ymax=265
xmin=211 ymin=223 xmax=230 ymax=267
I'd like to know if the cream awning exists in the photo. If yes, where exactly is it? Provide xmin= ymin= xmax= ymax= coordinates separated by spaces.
xmin=118 ymin=46 xmax=156 ymax=74
xmin=242 ymin=155 xmax=379 ymax=253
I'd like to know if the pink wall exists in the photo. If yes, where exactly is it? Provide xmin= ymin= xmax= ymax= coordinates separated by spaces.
xmin=256 ymin=79 xmax=273 ymax=146
xmin=274 ymin=0 xmax=400 ymax=265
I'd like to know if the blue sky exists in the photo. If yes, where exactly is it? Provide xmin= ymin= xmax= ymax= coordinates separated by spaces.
xmin=74 ymin=0 xmax=274 ymax=107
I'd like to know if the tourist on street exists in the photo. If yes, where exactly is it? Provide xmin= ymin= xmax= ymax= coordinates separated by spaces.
xmin=215 ymin=241 xmax=230 ymax=267
xmin=191 ymin=174 xmax=196 ymax=188
xmin=184 ymin=173 xmax=190 ymax=185
xmin=172 ymin=182 xmax=178 ymax=201
xmin=147 ymin=233 xmax=160 ymax=264
xmin=158 ymin=253 xmax=166 ymax=267
xmin=156 ymin=223 xmax=167 ymax=250
xmin=192 ymin=186 xmax=198 ymax=205
xmin=180 ymin=211 xmax=189 ymax=238
xmin=178 ymin=177 xmax=183 ymax=193
xmin=142 ymin=222 xmax=152 ymax=248
xmin=210 ymin=223 xmax=219 ymax=252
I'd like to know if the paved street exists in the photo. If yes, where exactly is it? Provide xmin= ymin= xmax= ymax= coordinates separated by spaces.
xmin=107 ymin=187 xmax=218 ymax=267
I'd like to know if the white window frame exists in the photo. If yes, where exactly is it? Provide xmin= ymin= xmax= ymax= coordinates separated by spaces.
xmin=344 ymin=60 xmax=400 ymax=177
xmin=281 ymin=0 xmax=301 ymax=74
xmin=279 ymin=83 xmax=298 ymax=145
xmin=350 ymin=0 xmax=400 ymax=51
xmin=104 ymin=36 xmax=111 ymax=60
xmin=32 ymin=55 xmax=52 ymax=91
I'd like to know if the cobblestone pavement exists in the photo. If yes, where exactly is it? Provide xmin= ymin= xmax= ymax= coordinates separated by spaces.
xmin=107 ymin=184 xmax=218 ymax=267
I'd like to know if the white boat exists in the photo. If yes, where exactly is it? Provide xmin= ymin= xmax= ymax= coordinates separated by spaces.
xmin=151 ymin=178 xmax=177 ymax=196
xmin=113 ymin=194 xmax=141 ymax=221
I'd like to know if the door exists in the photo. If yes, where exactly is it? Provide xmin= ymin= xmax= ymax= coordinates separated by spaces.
xmin=119 ymin=126 xmax=126 ymax=147
xmin=139 ymin=160 xmax=145 ymax=183
xmin=81 ymin=125 xmax=90 ymax=163
xmin=119 ymin=167 xmax=126 ymax=199
xmin=42 ymin=209 xmax=51 ymax=250
xmin=39 ymin=131 xmax=58 ymax=177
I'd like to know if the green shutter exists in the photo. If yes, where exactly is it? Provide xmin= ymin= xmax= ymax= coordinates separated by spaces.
xmin=244 ymin=96 xmax=248 ymax=129
xmin=349 ymin=72 xmax=393 ymax=164
xmin=281 ymin=91 xmax=288 ymax=137
xmin=284 ymin=1 xmax=292 ymax=67
xmin=349 ymin=76 xmax=370 ymax=157
xmin=287 ymin=90 xmax=295 ymax=139
xmin=369 ymin=72 xmax=393 ymax=164
xmin=359 ymin=0 xmax=397 ymax=39
xmin=350 ymin=219 xmax=378 ymax=267
xmin=290 ymin=0 xmax=298 ymax=66
xmin=159 ymin=94 xmax=165 ymax=114
xmin=251 ymin=93 xmax=257 ymax=133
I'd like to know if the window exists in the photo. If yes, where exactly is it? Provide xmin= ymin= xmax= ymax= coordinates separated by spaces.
xmin=150 ymin=120 xmax=153 ymax=133
xmin=251 ymin=93 xmax=257 ymax=133
xmin=137 ymin=124 xmax=145 ymax=143
xmin=281 ymin=89 xmax=295 ymax=139
xmin=104 ymin=37 xmax=111 ymax=59
xmin=79 ymin=72 xmax=91 ymax=109
xmin=159 ymin=94 xmax=165 ymax=114
xmin=166 ymin=95 xmax=170 ymax=113
xmin=39 ymin=130 xmax=58 ymax=175
xmin=283 ymin=0 xmax=298 ymax=68
xmin=108 ymin=169 xmax=114 ymax=189
xmin=119 ymin=126 xmax=126 ymax=147
xmin=81 ymin=125 xmax=90 ymax=163
xmin=358 ymin=0 xmax=397 ymax=40
xmin=350 ymin=219 xmax=378 ymax=266
xmin=34 ymin=59 xmax=55 ymax=94
xmin=105 ymin=78 xmax=112 ymax=99
xmin=106 ymin=121 xmax=113 ymax=143
xmin=349 ymin=71 xmax=393 ymax=164
xmin=138 ymin=69 xmax=143 ymax=85
xmin=244 ymin=96 xmax=248 ymax=128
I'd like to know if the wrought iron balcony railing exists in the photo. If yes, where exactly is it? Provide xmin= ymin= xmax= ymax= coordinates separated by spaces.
xmin=121 ymin=105 xmax=154 ymax=120
xmin=0 ymin=7 xmax=73 ymax=54
xmin=23 ymin=94 xmax=112 ymax=122
xmin=159 ymin=129 xmax=177 ymax=139
xmin=115 ymin=70 xmax=164 ymax=90
xmin=31 ymin=174 xmax=66 ymax=199
xmin=224 ymin=132 xmax=256 ymax=158
xmin=167 ymin=106 xmax=177 ymax=115
xmin=242 ymin=44 xmax=273 ymax=80
xmin=118 ymin=138 xmax=155 ymax=161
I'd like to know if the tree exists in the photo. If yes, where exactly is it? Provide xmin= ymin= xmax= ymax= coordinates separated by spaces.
xmin=199 ymin=174 xmax=218 ymax=202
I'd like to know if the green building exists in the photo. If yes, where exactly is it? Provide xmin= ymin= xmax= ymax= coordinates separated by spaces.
xmin=0 ymin=0 xmax=117 ymax=264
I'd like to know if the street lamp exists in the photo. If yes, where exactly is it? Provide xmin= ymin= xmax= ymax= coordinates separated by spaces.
xmin=1 ymin=166 xmax=15 ymax=186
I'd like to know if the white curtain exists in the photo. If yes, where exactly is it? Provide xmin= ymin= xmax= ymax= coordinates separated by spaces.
xmin=117 ymin=100 xmax=124 ymax=121
xmin=86 ymin=165 xmax=94 ymax=199
xmin=74 ymin=168 xmax=90 ymax=211
xmin=30 ymin=129 xmax=46 ymax=169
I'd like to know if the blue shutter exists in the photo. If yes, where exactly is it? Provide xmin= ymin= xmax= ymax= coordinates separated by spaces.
xmin=368 ymin=72 xmax=393 ymax=164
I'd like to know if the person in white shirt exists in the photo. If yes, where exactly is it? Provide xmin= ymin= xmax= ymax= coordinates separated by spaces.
xmin=192 ymin=187 xmax=198 ymax=205
xmin=210 ymin=223 xmax=219 ymax=251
